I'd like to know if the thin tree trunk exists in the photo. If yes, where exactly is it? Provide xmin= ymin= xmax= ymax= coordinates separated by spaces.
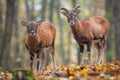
xmin=25 ymin=0 xmax=31 ymax=20
xmin=49 ymin=0 xmax=54 ymax=23
xmin=14 ymin=0 xmax=21 ymax=67
xmin=105 ymin=0 xmax=114 ymax=61
xmin=41 ymin=0 xmax=47 ymax=20
xmin=72 ymin=0 xmax=76 ymax=7
xmin=112 ymin=0 xmax=120 ymax=60
xmin=0 ymin=0 xmax=3 ymax=28
xmin=14 ymin=0 xmax=19 ymax=54
xmin=105 ymin=0 xmax=112 ymax=51
xmin=56 ymin=0 xmax=66 ymax=64
xmin=25 ymin=0 xmax=35 ymax=20
xmin=0 ymin=0 xmax=15 ymax=70
xmin=31 ymin=0 xmax=35 ymax=20
xmin=0 ymin=0 xmax=4 ymax=63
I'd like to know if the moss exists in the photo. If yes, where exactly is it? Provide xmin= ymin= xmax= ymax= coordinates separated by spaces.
xmin=10 ymin=68 xmax=34 ymax=80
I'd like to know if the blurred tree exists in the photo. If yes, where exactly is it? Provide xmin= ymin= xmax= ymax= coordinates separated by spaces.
xmin=49 ymin=0 xmax=54 ymax=22
xmin=0 ymin=0 xmax=15 ymax=70
xmin=72 ymin=0 xmax=76 ymax=7
xmin=25 ymin=0 xmax=35 ymax=20
xmin=31 ymin=0 xmax=35 ymax=20
xmin=56 ymin=0 xmax=66 ymax=64
xmin=112 ymin=0 xmax=120 ymax=60
xmin=41 ymin=0 xmax=47 ymax=20
xmin=105 ymin=0 xmax=113 ymax=50
xmin=0 ymin=0 xmax=4 ymax=65
xmin=14 ymin=0 xmax=21 ymax=67
xmin=105 ymin=0 xmax=115 ymax=61
xmin=25 ymin=0 xmax=30 ymax=20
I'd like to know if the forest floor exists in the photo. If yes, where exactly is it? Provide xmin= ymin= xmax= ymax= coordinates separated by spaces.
xmin=0 ymin=61 xmax=120 ymax=80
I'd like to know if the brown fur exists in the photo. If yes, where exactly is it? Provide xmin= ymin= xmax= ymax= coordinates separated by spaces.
xmin=72 ymin=16 xmax=109 ymax=44
xmin=61 ymin=6 xmax=110 ymax=64
xmin=25 ymin=21 xmax=56 ymax=53
xmin=71 ymin=16 xmax=109 ymax=64
xmin=22 ymin=21 xmax=56 ymax=74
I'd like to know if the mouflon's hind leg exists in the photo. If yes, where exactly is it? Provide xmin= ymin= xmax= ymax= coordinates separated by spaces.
xmin=95 ymin=39 xmax=106 ymax=64
xmin=50 ymin=44 xmax=56 ymax=71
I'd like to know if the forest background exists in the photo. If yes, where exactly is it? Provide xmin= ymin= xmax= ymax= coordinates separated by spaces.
xmin=0 ymin=0 xmax=120 ymax=71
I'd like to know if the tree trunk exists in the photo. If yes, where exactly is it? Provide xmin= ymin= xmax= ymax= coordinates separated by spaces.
xmin=0 ymin=0 xmax=4 ymax=64
xmin=14 ymin=0 xmax=21 ymax=67
xmin=112 ymin=0 xmax=120 ymax=60
xmin=56 ymin=0 xmax=66 ymax=64
xmin=41 ymin=0 xmax=47 ymax=20
xmin=25 ymin=0 xmax=31 ymax=20
xmin=72 ymin=0 xmax=76 ymax=7
xmin=31 ymin=0 xmax=35 ymax=20
xmin=25 ymin=0 xmax=35 ymax=20
xmin=105 ymin=0 xmax=114 ymax=61
xmin=49 ymin=0 xmax=54 ymax=23
xmin=0 ymin=0 xmax=15 ymax=70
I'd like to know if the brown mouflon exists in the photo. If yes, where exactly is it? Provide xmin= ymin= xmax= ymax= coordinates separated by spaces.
xmin=61 ymin=5 xmax=110 ymax=64
xmin=21 ymin=20 xmax=56 ymax=74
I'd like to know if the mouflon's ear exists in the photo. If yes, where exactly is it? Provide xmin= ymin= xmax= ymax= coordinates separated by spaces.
xmin=60 ymin=8 xmax=69 ymax=16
